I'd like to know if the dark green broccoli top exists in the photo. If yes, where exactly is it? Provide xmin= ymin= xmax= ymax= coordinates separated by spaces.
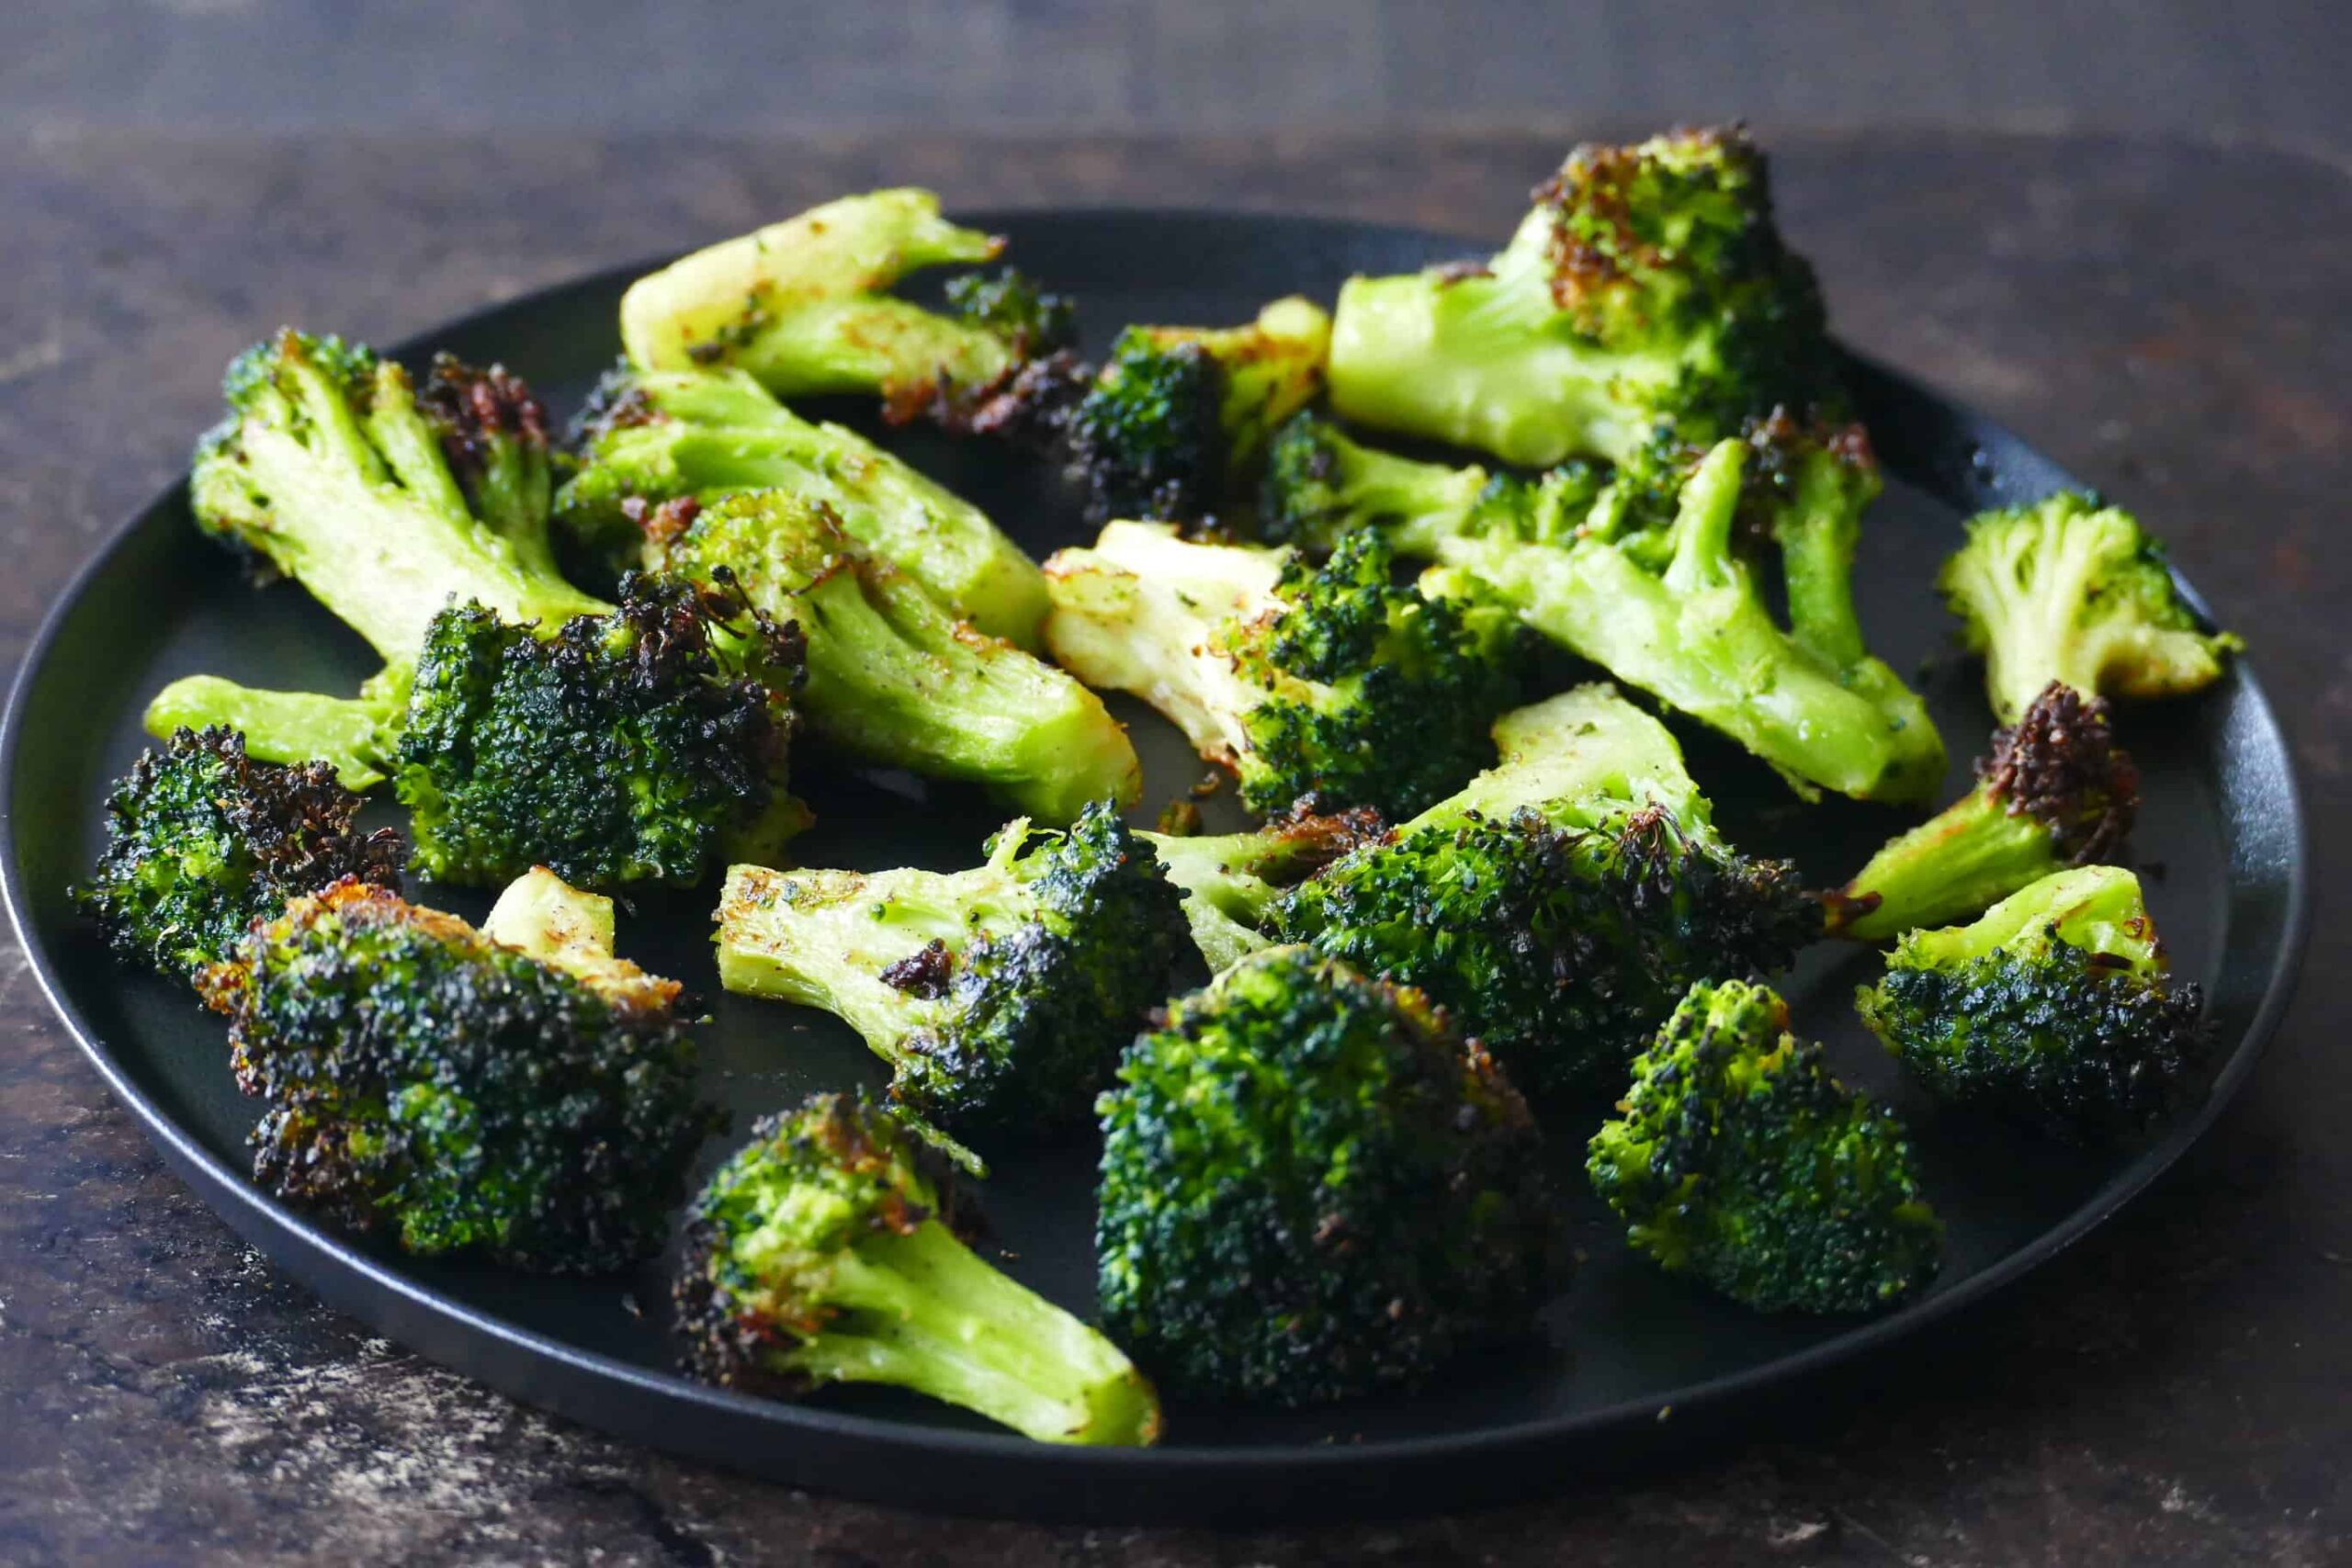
xmin=1096 ymin=946 xmax=1565 ymax=1406
xmin=1065 ymin=331 xmax=1228 ymax=525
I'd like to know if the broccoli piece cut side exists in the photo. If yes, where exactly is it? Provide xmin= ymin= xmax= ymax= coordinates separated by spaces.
xmin=675 ymin=1093 xmax=1159 ymax=1445
xmin=74 ymin=728 xmax=405 ymax=982
xmin=1326 ymin=126 xmax=1844 ymax=468
xmin=1939 ymin=491 xmax=2242 ymax=724
xmin=1830 ymin=682 xmax=2139 ymax=942
xmin=558 ymin=366 xmax=1049 ymax=647
xmin=1856 ymin=865 xmax=2209 ymax=1139
xmin=1096 ymin=946 xmax=1565 ymax=1406
xmin=716 ymin=803 xmax=1189 ymax=1133
xmin=1589 ymin=977 xmax=1943 ymax=1314
xmin=1042 ymin=522 xmax=1523 ymax=819
xmin=198 ymin=876 xmax=712 ymax=1273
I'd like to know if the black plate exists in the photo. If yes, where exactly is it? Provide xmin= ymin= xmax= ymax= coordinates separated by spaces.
xmin=0 ymin=210 xmax=2309 ymax=1524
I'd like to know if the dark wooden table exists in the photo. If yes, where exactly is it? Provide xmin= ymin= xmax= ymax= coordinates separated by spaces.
xmin=1 ymin=130 xmax=2344 ymax=1565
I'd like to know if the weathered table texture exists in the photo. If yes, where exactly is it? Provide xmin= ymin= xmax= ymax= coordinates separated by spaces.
xmin=0 ymin=129 xmax=2344 ymax=1565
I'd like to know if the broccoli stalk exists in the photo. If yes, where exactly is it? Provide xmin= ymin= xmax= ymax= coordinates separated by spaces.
xmin=1830 ymin=682 xmax=2139 ymax=942
xmin=715 ymin=803 xmax=1189 ymax=1131
xmin=650 ymin=491 xmax=1138 ymax=823
xmin=1261 ymin=412 xmax=1944 ymax=805
xmin=1138 ymin=803 xmax=1387 ymax=971
xmin=1588 ymin=977 xmax=1943 ymax=1314
xmin=558 ymin=366 xmax=1050 ymax=647
xmin=675 ymin=1093 xmax=1159 ymax=1445
xmin=1326 ymin=126 xmax=1843 ymax=468
xmin=1856 ymin=865 xmax=2208 ymax=1138
xmin=619 ymin=189 xmax=1062 ymax=408
xmin=1042 ymin=522 xmax=1523 ymax=818
xmin=1939 ymin=491 xmax=2242 ymax=724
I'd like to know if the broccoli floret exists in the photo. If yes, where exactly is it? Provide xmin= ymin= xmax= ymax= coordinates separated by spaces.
xmin=1830 ymin=682 xmax=2139 ymax=942
xmin=940 ymin=267 xmax=1077 ymax=361
xmin=1326 ymin=126 xmax=1842 ymax=468
xmin=716 ymin=803 xmax=1189 ymax=1132
xmin=1042 ymin=522 xmax=1523 ymax=818
xmin=1939 ymin=491 xmax=2242 ymax=724
xmin=1268 ymin=685 xmax=1815 ymax=1096
xmin=619 ymin=190 xmax=1048 ymax=411
xmin=674 ymin=1092 xmax=1159 ymax=1445
xmin=1095 ymin=946 xmax=1564 ymax=1405
xmin=1261 ymin=413 xmax=1943 ymax=805
xmin=74 ymin=728 xmax=405 ymax=981
xmin=1588 ymin=977 xmax=1942 ymax=1314
xmin=147 ymin=575 xmax=805 ymax=889
xmin=558 ymin=366 xmax=1049 ymax=646
xmin=1856 ymin=865 xmax=2208 ymax=1139
xmin=651 ymin=491 xmax=1139 ymax=823
xmin=1138 ymin=802 xmax=1387 ymax=970
xmin=197 ymin=875 xmax=712 ymax=1273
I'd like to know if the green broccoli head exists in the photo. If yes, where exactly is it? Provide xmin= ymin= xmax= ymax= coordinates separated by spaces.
xmin=1096 ymin=946 xmax=1565 ymax=1406
xmin=75 ymin=728 xmax=406 ymax=982
xmin=1831 ymin=682 xmax=2141 ymax=942
xmin=1042 ymin=521 xmax=1524 ymax=818
xmin=940 ymin=267 xmax=1078 ymax=361
xmin=674 ymin=1092 xmax=1159 ymax=1445
xmin=1327 ymin=125 xmax=1843 ymax=468
xmin=1588 ymin=978 xmax=1943 ymax=1314
xmin=1939 ymin=491 xmax=2242 ymax=725
xmin=198 ymin=876 xmax=712 ymax=1273
xmin=717 ymin=802 xmax=1191 ymax=1132
xmin=1857 ymin=865 xmax=2208 ymax=1139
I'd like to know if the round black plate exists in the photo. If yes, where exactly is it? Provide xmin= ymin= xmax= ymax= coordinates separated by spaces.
xmin=0 ymin=210 xmax=2309 ymax=1524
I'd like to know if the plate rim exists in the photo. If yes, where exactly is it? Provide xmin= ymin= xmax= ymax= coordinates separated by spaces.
xmin=0 ymin=206 xmax=2312 ymax=1516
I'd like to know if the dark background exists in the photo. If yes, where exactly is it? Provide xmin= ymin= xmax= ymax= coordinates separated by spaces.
xmin=3 ymin=6 xmax=2347 ymax=1565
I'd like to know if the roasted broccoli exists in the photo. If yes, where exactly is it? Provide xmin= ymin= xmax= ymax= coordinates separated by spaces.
xmin=74 ymin=727 xmax=405 ymax=981
xmin=619 ymin=189 xmax=1066 ymax=412
xmin=557 ymin=366 xmax=1049 ymax=646
xmin=198 ymin=875 xmax=711 ymax=1273
xmin=1588 ymin=977 xmax=1942 ymax=1314
xmin=1856 ymin=865 xmax=2208 ymax=1139
xmin=675 ymin=1092 xmax=1159 ymax=1445
xmin=646 ymin=491 xmax=1139 ymax=823
xmin=1326 ymin=126 xmax=1844 ymax=468
xmin=1042 ymin=522 xmax=1524 ymax=818
xmin=1095 ymin=946 xmax=1564 ymax=1405
xmin=1939 ymin=491 xmax=2241 ymax=724
xmin=1261 ymin=412 xmax=1944 ymax=804
xmin=1139 ymin=801 xmax=1386 ymax=970
xmin=1830 ymin=682 xmax=2139 ymax=942
xmin=716 ymin=802 xmax=1189 ymax=1133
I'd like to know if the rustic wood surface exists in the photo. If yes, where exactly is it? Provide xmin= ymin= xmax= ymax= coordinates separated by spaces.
xmin=0 ymin=129 xmax=2344 ymax=1564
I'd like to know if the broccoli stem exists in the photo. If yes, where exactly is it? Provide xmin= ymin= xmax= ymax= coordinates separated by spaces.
xmin=1894 ymin=863 xmax=2161 ymax=972
xmin=1834 ymin=787 xmax=2064 ymax=942
xmin=144 ymin=673 xmax=395 ymax=791
xmin=1137 ymin=829 xmax=1308 ymax=970
xmin=1410 ymin=682 xmax=1705 ymax=831
xmin=776 ymin=1220 xmax=1159 ymax=1446
xmin=716 ymin=863 xmax=965 ymax=1052
xmin=1775 ymin=454 xmax=1867 ymax=670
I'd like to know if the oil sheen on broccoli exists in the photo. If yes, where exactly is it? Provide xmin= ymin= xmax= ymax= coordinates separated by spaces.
xmin=1588 ymin=977 xmax=1943 ymax=1314
xmin=1095 ymin=946 xmax=1565 ymax=1406
xmin=716 ymin=802 xmax=1190 ymax=1133
xmin=1042 ymin=522 xmax=1525 ymax=818
xmin=674 ymin=1092 xmax=1159 ymax=1445
xmin=1939 ymin=491 xmax=2241 ymax=724
xmin=1857 ymin=865 xmax=2208 ymax=1139
xmin=198 ymin=875 xmax=712 ymax=1273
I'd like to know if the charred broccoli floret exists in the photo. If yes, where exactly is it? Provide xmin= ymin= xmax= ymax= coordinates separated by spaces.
xmin=1139 ymin=802 xmax=1386 ymax=970
xmin=619 ymin=190 xmax=1058 ymax=410
xmin=1939 ymin=491 xmax=2241 ymax=724
xmin=1042 ymin=523 xmax=1524 ymax=818
xmin=198 ymin=875 xmax=711 ymax=1273
xmin=716 ymin=803 xmax=1189 ymax=1132
xmin=1326 ymin=126 xmax=1843 ymax=468
xmin=1095 ymin=946 xmax=1564 ymax=1405
xmin=1588 ymin=977 xmax=1942 ymax=1314
xmin=557 ymin=366 xmax=1048 ymax=645
xmin=647 ymin=491 xmax=1139 ymax=823
xmin=1856 ymin=866 xmax=2208 ymax=1139
xmin=1830 ymin=682 xmax=2139 ymax=942
xmin=1261 ymin=412 xmax=1942 ymax=804
xmin=74 ymin=727 xmax=404 ymax=981
xmin=675 ymin=1092 xmax=1159 ymax=1445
